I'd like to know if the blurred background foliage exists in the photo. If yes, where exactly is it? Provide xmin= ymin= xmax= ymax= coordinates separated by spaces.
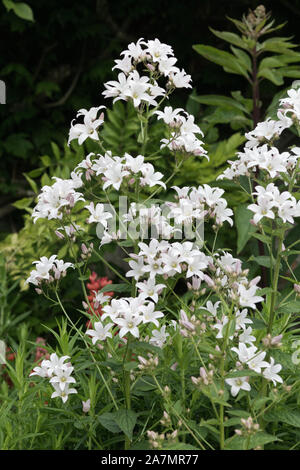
xmin=2 ymin=0 xmax=300 ymax=336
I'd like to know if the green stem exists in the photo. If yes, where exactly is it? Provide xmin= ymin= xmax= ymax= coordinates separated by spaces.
xmin=268 ymin=231 xmax=284 ymax=334
xmin=55 ymin=290 xmax=119 ymax=411
xmin=124 ymin=336 xmax=132 ymax=450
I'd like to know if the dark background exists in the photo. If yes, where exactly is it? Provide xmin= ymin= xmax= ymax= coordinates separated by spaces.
xmin=1 ymin=0 xmax=300 ymax=233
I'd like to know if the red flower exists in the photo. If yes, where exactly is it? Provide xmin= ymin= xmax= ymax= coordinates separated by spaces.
xmin=85 ymin=272 xmax=114 ymax=328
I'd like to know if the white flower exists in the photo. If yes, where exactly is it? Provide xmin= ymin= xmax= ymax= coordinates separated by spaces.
xmin=199 ymin=301 xmax=221 ymax=317
xmin=42 ymin=353 xmax=70 ymax=377
xmin=146 ymin=38 xmax=173 ymax=62
xmin=102 ymin=73 xmax=130 ymax=101
xmin=213 ymin=316 xmax=232 ymax=339
xmin=231 ymin=343 xmax=268 ymax=373
xmin=140 ymin=164 xmax=166 ymax=189
xmin=32 ymin=178 xmax=84 ymax=222
xmin=29 ymin=364 xmax=50 ymax=378
xmin=124 ymin=78 xmax=152 ymax=107
xmin=158 ymin=57 xmax=178 ymax=76
xmin=149 ymin=325 xmax=169 ymax=348
xmin=186 ymin=253 xmax=208 ymax=278
xmin=225 ymin=376 xmax=251 ymax=397
xmin=170 ymin=69 xmax=192 ymax=88
xmin=68 ymin=106 xmax=105 ymax=146
xmin=51 ymin=383 xmax=77 ymax=403
xmin=136 ymin=278 xmax=166 ymax=303
xmin=237 ymin=285 xmax=264 ymax=309
xmin=262 ymin=357 xmax=283 ymax=385
xmin=114 ymin=312 xmax=143 ymax=338
xmin=86 ymin=321 xmax=113 ymax=344
xmin=121 ymin=38 xmax=146 ymax=61
xmin=112 ymin=56 xmax=133 ymax=74
xmin=50 ymin=365 xmax=76 ymax=391
xmin=124 ymin=153 xmax=145 ymax=173
xmin=239 ymin=326 xmax=256 ymax=345
xmin=126 ymin=257 xmax=145 ymax=281
xmin=155 ymin=106 xmax=184 ymax=124
xmin=85 ymin=202 xmax=113 ymax=227
xmin=140 ymin=302 xmax=164 ymax=327
xmin=235 ymin=309 xmax=252 ymax=330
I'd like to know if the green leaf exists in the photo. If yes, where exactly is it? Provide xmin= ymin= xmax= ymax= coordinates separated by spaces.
xmin=99 ymin=283 xmax=131 ymax=294
xmin=51 ymin=142 xmax=60 ymax=161
xmin=23 ymin=173 xmax=38 ymax=194
xmin=225 ymin=432 xmax=278 ymax=450
xmin=264 ymin=408 xmax=300 ymax=428
xmin=251 ymin=255 xmax=273 ymax=268
xmin=113 ymin=409 xmax=137 ymax=440
xmin=260 ymin=37 xmax=298 ymax=53
xmin=251 ymin=233 xmax=271 ymax=244
xmin=12 ymin=197 xmax=33 ymax=210
xmin=235 ymin=204 xmax=257 ymax=254
xmin=192 ymin=44 xmax=249 ymax=78
xmin=40 ymin=155 xmax=52 ymax=167
xmin=258 ymin=68 xmax=284 ymax=86
xmin=259 ymin=56 xmax=287 ymax=71
xmin=209 ymin=28 xmax=249 ymax=50
xmin=3 ymin=1 xmax=34 ymax=21
xmin=98 ymin=412 xmax=121 ymax=434
xmin=277 ymin=300 xmax=300 ymax=314
xmin=132 ymin=376 xmax=157 ymax=395
xmin=279 ymin=67 xmax=300 ymax=79
xmin=225 ymin=369 xmax=259 ymax=379
xmin=124 ymin=361 xmax=139 ymax=371
xmin=191 ymin=94 xmax=248 ymax=114
xmin=230 ymin=46 xmax=251 ymax=72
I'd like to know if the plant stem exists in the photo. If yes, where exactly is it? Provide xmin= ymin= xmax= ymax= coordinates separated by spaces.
xmin=268 ymin=231 xmax=284 ymax=334
xmin=123 ymin=335 xmax=133 ymax=450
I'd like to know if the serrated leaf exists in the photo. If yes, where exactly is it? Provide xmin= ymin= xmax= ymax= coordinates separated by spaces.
xmin=98 ymin=412 xmax=121 ymax=434
xmin=265 ymin=408 xmax=300 ymax=428
xmin=113 ymin=409 xmax=137 ymax=440
xmin=225 ymin=432 xmax=278 ymax=450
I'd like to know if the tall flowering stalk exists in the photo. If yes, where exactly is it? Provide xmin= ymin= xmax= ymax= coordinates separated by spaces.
xmin=24 ymin=37 xmax=300 ymax=450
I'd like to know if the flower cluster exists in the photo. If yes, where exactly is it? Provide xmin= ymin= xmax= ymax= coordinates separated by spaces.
xmin=279 ymin=86 xmax=300 ymax=122
xmin=219 ymin=144 xmax=298 ymax=181
xmin=126 ymin=239 xmax=210 ymax=281
xmin=103 ymin=38 xmax=191 ymax=109
xmin=75 ymin=151 xmax=166 ymax=191
xmin=85 ymin=292 xmax=173 ymax=348
xmin=30 ymin=353 xmax=77 ymax=403
xmin=25 ymin=255 xmax=74 ymax=287
xmin=32 ymin=176 xmax=84 ymax=223
xmin=248 ymin=183 xmax=300 ymax=224
xmin=198 ymin=298 xmax=282 ymax=396
xmin=168 ymin=184 xmax=233 ymax=227
xmin=157 ymin=106 xmax=207 ymax=158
